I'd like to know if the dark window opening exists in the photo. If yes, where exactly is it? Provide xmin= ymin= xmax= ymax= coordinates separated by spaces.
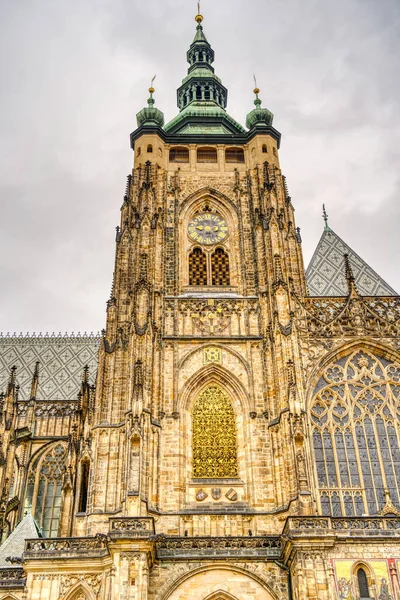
xmin=78 ymin=461 xmax=90 ymax=513
xmin=262 ymin=145 xmax=267 ymax=153
xmin=196 ymin=86 xmax=202 ymax=100
xmin=170 ymin=147 xmax=189 ymax=163
xmin=197 ymin=147 xmax=218 ymax=163
xmin=147 ymin=144 xmax=153 ymax=153
xmin=225 ymin=148 xmax=245 ymax=163
xmin=357 ymin=569 xmax=370 ymax=599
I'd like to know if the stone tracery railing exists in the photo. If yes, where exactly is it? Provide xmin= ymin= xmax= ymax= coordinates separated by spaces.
xmin=156 ymin=536 xmax=281 ymax=559
xmin=283 ymin=516 xmax=400 ymax=536
xmin=0 ymin=567 xmax=26 ymax=587
xmin=294 ymin=296 xmax=400 ymax=338
xmin=109 ymin=517 xmax=155 ymax=537
xmin=24 ymin=535 xmax=109 ymax=558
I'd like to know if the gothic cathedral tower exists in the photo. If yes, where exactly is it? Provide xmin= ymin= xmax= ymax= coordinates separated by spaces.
xmin=1 ymin=9 xmax=400 ymax=600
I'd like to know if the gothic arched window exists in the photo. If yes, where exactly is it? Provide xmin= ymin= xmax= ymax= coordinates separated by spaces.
xmin=357 ymin=568 xmax=370 ymax=599
xmin=211 ymin=248 xmax=230 ymax=286
xmin=189 ymin=248 xmax=207 ymax=286
xmin=192 ymin=385 xmax=238 ymax=478
xmin=25 ymin=444 xmax=67 ymax=537
xmin=310 ymin=349 xmax=400 ymax=516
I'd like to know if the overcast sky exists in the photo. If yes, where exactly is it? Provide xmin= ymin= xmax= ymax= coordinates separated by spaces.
xmin=0 ymin=0 xmax=399 ymax=333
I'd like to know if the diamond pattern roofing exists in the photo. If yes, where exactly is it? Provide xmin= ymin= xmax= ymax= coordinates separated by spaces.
xmin=306 ymin=227 xmax=397 ymax=297
xmin=0 ymin=334 xmax=100 ymax=401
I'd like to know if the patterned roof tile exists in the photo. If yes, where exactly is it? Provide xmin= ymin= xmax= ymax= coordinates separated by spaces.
xmin=0 ymin=334 xmax=100 ymax=401
xmin=306 ymin=228 xmax=397 ymax=297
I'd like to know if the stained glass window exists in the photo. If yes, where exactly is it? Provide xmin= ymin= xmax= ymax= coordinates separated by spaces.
xmin=26 ymin=444 xmax=67 ymax=537
xmin=310 ymin=350 xmax=400 ymax=516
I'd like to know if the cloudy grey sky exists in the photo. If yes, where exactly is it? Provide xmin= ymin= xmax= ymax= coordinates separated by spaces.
xmin=0 ymin=0 xmax=399 ymax=333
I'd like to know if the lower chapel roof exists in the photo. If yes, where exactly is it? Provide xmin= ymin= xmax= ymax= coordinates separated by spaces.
xmin=0 ymin=333 xmax=100 ymax=401
xmin=306 ymin=226 xmax=397 ymax=297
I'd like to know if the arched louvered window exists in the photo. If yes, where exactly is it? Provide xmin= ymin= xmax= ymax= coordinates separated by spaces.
xmin=193 ymin=386 xmax=238 ymax=478
xmin=311 ymin=350 xmax=400 ymax=516
xmin=147 ymin=144 xmax=153 ymax=153
xmin=211 ymin=248 xmax=230 ymax=286
xmin=357 ymin=568 xmax=370 ymax=599
xmin=189 ymin=248 xmax=207 ymax=286
xmin=197 ymin=147 xmax=218 ymax=163
xmin=26 ymin=444 xmax=67 ymax=537
xmin=169 ymin=147 xmax=189 ymax=163
xmin=225 ymin=148 xmax=245 ymax=163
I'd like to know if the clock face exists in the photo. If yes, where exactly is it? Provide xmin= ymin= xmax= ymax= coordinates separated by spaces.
xmin=188 ymin=213 xmax=228 ymax=245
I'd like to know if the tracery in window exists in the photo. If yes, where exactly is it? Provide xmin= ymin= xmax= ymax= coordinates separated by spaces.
xmin=192 ymin=385 xmax=238 ymax=478
xmin=211 ymin=248 xmax=230 ymax=286
xmin=189 ymin=247 xmax=207 ymax=286
xmin=311 ymin=349 xmax=400 ymax=516
xmin=26 ymin=444 xmax=67 ymax=537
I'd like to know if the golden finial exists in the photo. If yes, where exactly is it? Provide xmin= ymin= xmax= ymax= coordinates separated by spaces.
xmin=195 ymin=1 xmax=203 ymax=23
xmin=148 ymin=75 xmax=156 ymax=95
xmin=253 ymin=74 xmax=260 ymax=95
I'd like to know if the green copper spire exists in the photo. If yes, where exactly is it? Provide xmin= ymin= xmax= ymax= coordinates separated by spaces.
xmin=176 ymin=11 xmax=227 ymax=112
xmin=136 ymin=79 xmax=164 ymax=128
xmin=164 ymin=10 xmax=246 ymax=135
xmin=246 ymin=84 xmax=274 ymax=129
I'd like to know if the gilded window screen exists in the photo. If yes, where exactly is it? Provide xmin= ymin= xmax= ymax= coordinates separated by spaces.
xmin=26 ymin=444 xmax=67 ymax=537
xmin=192 ymin=385 xmax=238 ymax=478
xmin=310 ymin=350 xmax=400 ymax=516
xmin=189 ymin=248 xmax=208 ymax=286
xmin=211 ymin=248 xmax=230 ymax=286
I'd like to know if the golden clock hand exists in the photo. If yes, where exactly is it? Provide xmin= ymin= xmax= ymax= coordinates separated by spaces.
xmin=214 ymin=227 xmax=219 ymax=232
xmin=196 ymin=225 xmax=204 ymax=230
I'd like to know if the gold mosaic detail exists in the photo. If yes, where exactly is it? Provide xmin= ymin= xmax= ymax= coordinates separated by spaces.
xmin=204 ymin=347 xmax=222 ymax=365
xmin=193 ymin=385 xmax=238 ymax=478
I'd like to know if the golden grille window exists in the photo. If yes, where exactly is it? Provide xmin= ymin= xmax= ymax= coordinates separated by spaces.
xmin=169 ymin=147 xmax=189 ymax=163
xmin=225 ymin=148 xmax=245 ymax=163
xmin=211 ymin=248 xmax=230 ymax=286
xmin=197 ymin=147 xmax=218 ymax=163
xmin=193 ymin=385 xmax=238 ymax=478
xmin=189 ymin=248 xmax=207 ymax=286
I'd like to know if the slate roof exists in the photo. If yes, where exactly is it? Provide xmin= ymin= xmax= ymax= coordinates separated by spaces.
xmin=0 ymin=333 xmax=100 ymax=401
xmin=306 ymin=227 xmax=397 ymax=297
xmin=0 ymin=513 xmax=39 ymax=566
